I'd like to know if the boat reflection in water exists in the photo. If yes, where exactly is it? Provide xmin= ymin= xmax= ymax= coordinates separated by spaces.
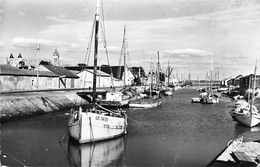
xmin=68 ymin=136 xmax=125 ymax=166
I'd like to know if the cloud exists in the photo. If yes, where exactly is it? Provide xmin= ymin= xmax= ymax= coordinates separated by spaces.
xmin=45 ymin=16 xmax=74 ymax=23
xmin=18 ymin=11 xmax=26 ymax=16
xmin=163 ymin=49 xmax=213 ymax=57
xmin=0 ymin=41 xmax=3 ymax=48
xmin=11 ymin=37 xmax=63 ymax=48
xmin=4 ymin=1 xmax=260 ymax=79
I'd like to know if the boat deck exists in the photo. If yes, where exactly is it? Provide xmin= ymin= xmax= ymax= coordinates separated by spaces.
xmin=207 ymin=131 xmax=260 ymax=167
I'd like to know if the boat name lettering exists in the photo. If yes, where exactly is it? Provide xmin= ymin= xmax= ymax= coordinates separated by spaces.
xmin=95 ymin=116 xmax=108 ymax=122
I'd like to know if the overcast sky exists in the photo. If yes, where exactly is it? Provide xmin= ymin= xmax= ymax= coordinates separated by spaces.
xmin=1 ymin=0 xmax=260 ymax=79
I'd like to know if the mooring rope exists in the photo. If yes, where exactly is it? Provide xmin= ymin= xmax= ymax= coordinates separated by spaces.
xmin=1 ymin=151 xmax=26 ymax=167
xmin=89 ymin=117 xmax=95 ymax=144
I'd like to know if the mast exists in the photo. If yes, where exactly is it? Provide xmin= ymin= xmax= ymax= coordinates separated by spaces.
xmin=167 ymin=62 xmax=170 ymax=86
xmin=210 ymin=57 xmax=213 ymax=93
xmin=250 ymin=60 xmax=257 ymax=114
xmin=92 ymin=0 xmax=101 ymax=109
xmin=123 ymin=26 xmax=127 ymax=86
xmin=150 ymin=68 xmax=153 ymax=97
xmin=36 ymin=44 xmax=40 ymax=89
xmin=119 ymin=25 xmax=127 ymax=86
xmin=157 ymin=51 xmax=160 ymax=86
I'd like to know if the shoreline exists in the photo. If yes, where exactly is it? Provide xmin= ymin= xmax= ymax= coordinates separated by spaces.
xmin=0 ymin=90 xmax=89 ymax=123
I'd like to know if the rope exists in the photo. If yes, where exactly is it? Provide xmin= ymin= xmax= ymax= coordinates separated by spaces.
xmin=71 ymin=9 xmax=96 ymax=108
xmin=89 ymin=117 xmax=95 ymax=144
xmin=95 ymin=103 xmax=121 ymax=116
xmin=88 ymin=143 xmax=95 ymax=167
xmin=126 ymin=115 xmax=152 ymax=125
xmin=1 ymin=151 xmax=26 ymax=167
xmin=100 ymin=0 xmax=114 ymax=87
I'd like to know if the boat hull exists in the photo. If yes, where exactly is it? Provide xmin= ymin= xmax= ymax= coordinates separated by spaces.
xmin=129 ymin=100 xmax=161 ymax=108
xmin=201 ymin=97 xmax=219 ymax=104
xmin=191 ymin=97 xmax=201 ymax=103
xmin=164 ymin=91 xmax=173 ymax=96
xmin=100 ymin=99 xmax=130 ymax=107
xmin=68 ymin=112 xmax=127 ymax=144
xmin=233 ymin=112 xmax=260 ymax=127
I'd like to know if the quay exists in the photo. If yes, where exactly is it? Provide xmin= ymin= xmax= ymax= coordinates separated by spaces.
xmin=0 ymin=86 xmax=142 ymax=123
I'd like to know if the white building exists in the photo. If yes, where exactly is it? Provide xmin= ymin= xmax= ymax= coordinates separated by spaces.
xmin=75 ymin=69 xmax=122 ymax=88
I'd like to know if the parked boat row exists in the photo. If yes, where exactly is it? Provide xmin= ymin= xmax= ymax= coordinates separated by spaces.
xmin=230 ymin=61 xmax=260 ymax=127
xmin=191 ymin=91 xmax=220 ymax=104
xmin=67 ymin=0 xmax=175 ymax=144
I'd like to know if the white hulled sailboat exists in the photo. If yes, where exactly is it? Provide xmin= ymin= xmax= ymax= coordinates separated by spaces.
xmin=68 ymin=0 xmax=127 ymax=144
xmin=233 ymin=61 xmax=260 ymax=127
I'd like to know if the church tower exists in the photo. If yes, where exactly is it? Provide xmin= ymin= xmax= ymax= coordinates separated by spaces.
xmin=7 ymin=53 xmax=15 ymax=65
xmin=53 ymin=48 xmax=60 ymax=66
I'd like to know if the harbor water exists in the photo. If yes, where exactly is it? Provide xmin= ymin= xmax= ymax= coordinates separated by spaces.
xmin=1 ymin=88 xmax=260 ymax=166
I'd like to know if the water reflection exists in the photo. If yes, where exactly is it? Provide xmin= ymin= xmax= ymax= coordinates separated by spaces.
xmin=68 ymin=137 xmax=125 ymax=167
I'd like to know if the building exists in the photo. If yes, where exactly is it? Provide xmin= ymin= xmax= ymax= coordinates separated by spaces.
xmin=0 ymin=64 xmax=78 ymax=91
xmin=221 ymin=77 xmax=232 ymax=86
xmin=239 ymin=74 xmax=260 ymax=94
xmin=74 ymin=69 xmax=120 ymax=88
xmin=38 ymin=64 xmax=79 ymax=88
xmin=6 ymin=53 xmax=35 ymax=70
xmin=52 ymin=48 xmax=60 ymax=66
xmin=240 ymin=74 xmax=260 ymax=89
xmin=65 ymin=65 xmax=134 ymax=86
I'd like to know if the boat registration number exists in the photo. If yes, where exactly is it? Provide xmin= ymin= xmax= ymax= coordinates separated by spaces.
xmin=95 ymin=116 xmax=108 ymax=122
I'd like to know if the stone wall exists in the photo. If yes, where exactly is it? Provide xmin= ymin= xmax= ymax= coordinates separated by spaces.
xmin=0 ymin=91 xmax=89 ymax=123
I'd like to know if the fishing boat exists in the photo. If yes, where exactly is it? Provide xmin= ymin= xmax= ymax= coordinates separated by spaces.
xmin=100 ymin=90 xmax=131 ymax=108
xmin=200 ymin=93 xmax=220 ymax=104
xmin=163 ymin=87 xmax=173 ymax=96
xmin=129 ymin=57 xmax=161 ymax=108
xmin=233 ymin=61 xmax=260 ymax=127
xmin=191 ymin=78 xmax=202 ymax=103
xmin=191 ymin=97 xmax=201 ymax=103
xmin=200 ymin=59 xmax=220 ymax=104
xmin=99 ymin=26 xmax=132 ymax=108
xmin=163 ymin=62 xmax=174 ymax=96
xmin=68 ymin=0 xmax=127 ymax=144
xmin=207 ymin=132 xmax=260 ymax=167
xmin=129 ymin=97 xmax=161 ymax=108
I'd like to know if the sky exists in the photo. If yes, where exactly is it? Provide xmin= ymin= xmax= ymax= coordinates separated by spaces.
xmin=1 ymin=0 xmax=260 ymax=80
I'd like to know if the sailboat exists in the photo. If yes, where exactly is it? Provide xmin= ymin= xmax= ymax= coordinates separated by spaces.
xmin=68 ymin=0 xmax=127 ymax=144
xmin=191 ymin=77 xmax=203 ymax=103
xmin=200 ymin=58 xmax=220 ymax=104
xmin=100 ymin=26 xmax=133 ymax=108
xmin=129 ymin=54 xmax=161 ymax=108
xmin=233 ymin=61 xmax=260 ymax=127
xmin=163 ymin=62 xmax=174 ymax=96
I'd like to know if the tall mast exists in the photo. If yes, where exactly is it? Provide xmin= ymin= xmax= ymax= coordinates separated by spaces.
xmin=92 ymin=0 xmax=101 ymax=108
xmin=168 ymin=62 xmax=170 ymax=86
xmin=250 ymin=60 xmax=257 ymax=113
xmin=35 ymin=44 xmax=40 ymax=89
xmin=157 ymin=51 xmax=160 ymax=85
xmin=123 ymin=25 xmax=127 ymax=86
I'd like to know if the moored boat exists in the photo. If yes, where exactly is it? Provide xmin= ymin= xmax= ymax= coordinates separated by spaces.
xmin=68 ymin=106 xmax=127 ymax=143
xmin=129 ymin=97 xmax=161 ymax=108
xmin=233 ymin=61 xmax=260 ymax=127
xmin=100 ymin=91 xmax=131 ymax=107
xmin=68 ymin=0 xmax=127 ymax=144
xmin=191 ymin=97 xmax=201 ymax=103
xmin=207 ymin=132 xmax=260 ymax=167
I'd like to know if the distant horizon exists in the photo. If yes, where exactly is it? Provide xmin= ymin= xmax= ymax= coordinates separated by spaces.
xmin=1 ymin=0 xmax=260 ymax=80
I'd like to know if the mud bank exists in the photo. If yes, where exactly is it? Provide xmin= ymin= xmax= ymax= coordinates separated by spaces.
xmin=0 ymin=91 xmax=89 ymax=123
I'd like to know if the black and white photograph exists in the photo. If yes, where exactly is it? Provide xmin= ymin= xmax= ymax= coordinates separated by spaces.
xmin=0 ymin=0 xmax=260 ymax=166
